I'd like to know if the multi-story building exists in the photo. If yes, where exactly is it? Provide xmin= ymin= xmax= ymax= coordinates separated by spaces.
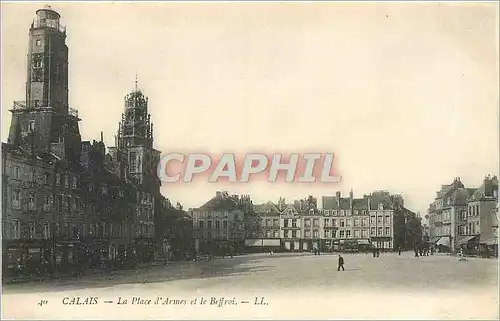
xmin=246 ymin=201 xmax=281 ymax=251
xmin=1 ymin=7 xmax=171 ymax=275
xmin=427 ymin=177 xmax=471 ymax=252
xmin=279 ymin=201 xmax=302 ymax=251
xmin=428 ymin=176 xmax=498 ymax=253
xmin=322 ymin=190 xmax=395 ymax=251
xmin=466 ymin=175 xmax=498 ymax=252
xmin=190 ymin=191 xmax=251 ymax=254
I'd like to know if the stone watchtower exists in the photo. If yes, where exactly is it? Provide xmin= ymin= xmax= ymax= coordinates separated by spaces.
xmin=7 ymin=6 xmax=81 ymax=164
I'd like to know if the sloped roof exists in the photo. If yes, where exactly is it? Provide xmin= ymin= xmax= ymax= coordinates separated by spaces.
xmin=352 ymin=198 xmax=368 ymax=209
xmin=451 ymin=188 xmax=476 ymax=205
xmin=254 ymin=201 xmax=280 ymax=214
xmin=198 ymin=195 xmax=240 ymax=211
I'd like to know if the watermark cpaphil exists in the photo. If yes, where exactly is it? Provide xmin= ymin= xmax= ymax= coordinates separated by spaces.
xmin=156 ymin=152 xmax=342 ymax=184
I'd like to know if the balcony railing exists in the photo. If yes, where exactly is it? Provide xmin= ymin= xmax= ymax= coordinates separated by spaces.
xmin=32 ymin=19 xmax=66 ymax=34
xmin=13 ymin=101 xmax=28 ymax=109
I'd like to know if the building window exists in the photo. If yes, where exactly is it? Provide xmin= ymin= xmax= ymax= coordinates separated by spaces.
xmin=309 ymin=209 xmax=314 ymax=215
xmin=377 ymin=216 xmax=383 ymax=225
xmin=55 ymin=173 xmax=60 ymax=186
xmin=313 ymin=219 xmax=319 ymax=227
xmin=305 ymin=230 xmax=311 ymax=238
xmin=43 ymin=195 xmax=51 ymax=211
xmin=346 ymin=219 xmax=351 ymax=227
xmin=313 ymin=230 xmax=320 ymax=238
xmin=304 ymin=219 xmax=311 ymax=227
xmin=28 ymin=193 xmax=36 ymax=210
xmin=354 ymin=230 xmax=360 ymax=238
xmin=73 ymin=178 xmax=77 ymax=189
xmin=273 ymin=230 xmax=279 ymax=238
xmin=13 ymin=166 xmax=20 ymax=179
xmin=324 ymin=218 xmax=330 ymax=227
xmin=332 ymin=219 xmax=337 ymax=227
xmin=215 ymin=221 xmax=220 ymax=229
xmin=362 ymin=230 xmax=368 ymax=238
xmin=385 ymin=215 xmax=390 ymax=224
xmin=28 ymin=121 xmax=35 ymax=132
xmin=266 ymin=219 xmax=272 ymax=227
xmin=43 ymin=222 xmax=50 ymax=239
xmin=324 ymin=230 xmax=330 ymax=238
xmin=12 ymin=189 xmax=21 ymax=209
xmin=283 ymin=219 xmax=289 ymax=227
xmin=273 ymin=219 xmax=279 ymax=227
xmin=332 ymin=210 xmax=337 ymax=216
xmin=223 ymin=220 xmax=227 ymax=228
xmin=340 ymin=230 xmax=345 ymax=238
xmin=266 ymin=231 xmax=271 ymax=238
xmin=370 ymin=216 xmax=376 ymax=225
xmin=370 ymin=227 xmax=376 ymax=235
xmin=378 ymin=227 xmax=383 ymax=235
xmin=346 ymin=230 xmax=351 ymax=238
xmin=12 ymin=220 xmax=20 ymax=239
xmin=340 ymin=210 xmax=345 ymax=216
xmin=384 ymin=227 xmax=390 ymax=235
xmin=292 ymin=219 xmax=297 ymax=228
xmin=207 ymin=221 xmax=212 ymax=229
xmin=36 ymin=39 xmax=42 ymax=47
xmin=288 ymin=209 xmax=293 ymax=214
xmin=354 ymin=219 xmax=360 ymax=227
xmin=340 ymin=220 xmax=345 ymax=228
xmin=324 ymin=209 xmax=329 ymax=215
xmin=130 ymin=152 xmax=137 ymax=172
xmin=32 ymin=54 xmax=43 ymax=68
xmin=29 ymin=221 xmax=36 ymax=239
xmin=44 ymin=173 xmax=50 ymax=185
xmin=291 ymin=230 xmax=297 ymax=238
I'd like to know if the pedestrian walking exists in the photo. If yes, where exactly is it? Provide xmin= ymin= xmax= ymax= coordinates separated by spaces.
xmin=398 ymin=247 xmax=402 ymax=255
xmin=337 ymin=255 xmax=345 ymax=271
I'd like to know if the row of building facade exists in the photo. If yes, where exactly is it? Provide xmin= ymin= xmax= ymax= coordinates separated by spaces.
xmin=1 ymin=7 xmax=190 ymax=276
xmin=189 ymin=190 xmax=424 ymax=253
xmin=427 ymin=176 xmax=499 ymax=256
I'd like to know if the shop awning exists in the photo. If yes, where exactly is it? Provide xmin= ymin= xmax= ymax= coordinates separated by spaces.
xmin=358 ymin=239 xmax=371 ymax=245
xmin=457 ymin=235 xmax=478 ymax=246
xmin=436 ymin=237 xmax=450 ymax=247
xmin=430 ymin=236 xmax=440 ymax=243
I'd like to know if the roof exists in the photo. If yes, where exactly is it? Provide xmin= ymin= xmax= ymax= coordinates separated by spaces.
xmin=451 ymin=188 xmax=476 ymax=205
xmin=197 ymin=195 xmax=240 ymax=212
xmin=254 ymin=201 xmax=280 ymax=214
xmin=321 ymin=196 xmax=352 ymax=210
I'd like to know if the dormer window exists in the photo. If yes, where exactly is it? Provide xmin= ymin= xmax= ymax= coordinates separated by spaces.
xmin=309 ymin=209 xmax=314 ymax=215
xmin=378 ymin=203 xmax=384 ymax=210
xmin=288 ymin=209 xmax=292 ymax=214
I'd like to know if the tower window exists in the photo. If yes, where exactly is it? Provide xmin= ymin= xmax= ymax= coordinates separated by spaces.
xmin=36 ymin=39 xmax=42 ymax=47
xmin=28 ymin=121 xmax=35 ymax=132
xmin=33 ymin=55 xmax=43 ymax=68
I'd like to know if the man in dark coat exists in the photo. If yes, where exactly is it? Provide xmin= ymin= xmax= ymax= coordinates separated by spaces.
xmin=337 ymin=255 xmax=345 ymax=271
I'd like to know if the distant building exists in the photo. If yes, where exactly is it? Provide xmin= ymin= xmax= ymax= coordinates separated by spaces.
xmin=428 ymin=177 xmax=468 ymax=252
xmin=190 ymin=191 xmax=252 ymax=254
xmin=466 ymin=175 xmax=498 ymax=252
xmin=247 ymin=202 xmax=281 ymax=251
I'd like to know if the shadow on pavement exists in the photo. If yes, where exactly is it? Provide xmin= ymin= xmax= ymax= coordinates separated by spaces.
xmin=2 ymin=255 xmax=273 ymax=294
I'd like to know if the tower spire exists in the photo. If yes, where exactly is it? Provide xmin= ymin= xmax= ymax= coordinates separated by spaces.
xmin=135 ymin=73 xmax=139 ymax=92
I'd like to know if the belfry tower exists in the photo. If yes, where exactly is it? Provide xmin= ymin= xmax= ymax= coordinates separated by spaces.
xmin=7 ymin=6 xmax=81 ymax=164
xmin=115 ymin=78 xmax=161 ymax=193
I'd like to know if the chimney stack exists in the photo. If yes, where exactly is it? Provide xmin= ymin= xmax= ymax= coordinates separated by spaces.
xmin=216 ymin=191 xmax=222 ymax=199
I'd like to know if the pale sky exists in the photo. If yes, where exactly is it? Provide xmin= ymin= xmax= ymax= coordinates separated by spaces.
xmin=1 ymin=2 xmax=499 ymax=215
